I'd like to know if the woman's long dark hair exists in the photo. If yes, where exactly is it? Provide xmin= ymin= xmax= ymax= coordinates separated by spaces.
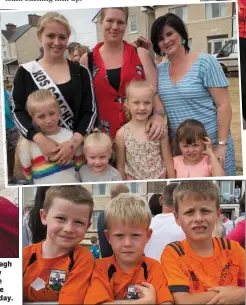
xmin=28 ymin=186 xmax=50 ymax=243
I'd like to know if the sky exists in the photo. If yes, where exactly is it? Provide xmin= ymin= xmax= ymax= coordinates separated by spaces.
xmin=0 ymin=8 xmax=100 ymax=48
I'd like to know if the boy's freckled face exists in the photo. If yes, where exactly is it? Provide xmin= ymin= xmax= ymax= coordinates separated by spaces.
xmin=105 ymin=221 xmax=152 ymax=269
xmin=40 ymin=198 xmax=91 ymax=250
xmin=174 ymin=197 xmax=219 ymax=242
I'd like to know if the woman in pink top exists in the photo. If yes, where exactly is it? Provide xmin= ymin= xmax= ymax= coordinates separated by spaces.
xmin=173 ymin=119 xmax=226 ymax=178
xmin=227 ymin=219 xmax=245 ymax=249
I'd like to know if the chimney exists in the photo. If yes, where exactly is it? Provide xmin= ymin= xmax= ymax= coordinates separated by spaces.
xmin=28 ymin=14 xmax=40 ymax=27
xmin=6 ymin=23 xmax=16 ymax=32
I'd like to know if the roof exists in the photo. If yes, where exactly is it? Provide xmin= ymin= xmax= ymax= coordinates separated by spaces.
xmin=92 ymin=6 xmax=154 ymax=22
xmin=2 ymin=24 xmax=32 ymax=42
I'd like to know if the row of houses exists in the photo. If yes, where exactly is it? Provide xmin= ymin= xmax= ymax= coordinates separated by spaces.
xmin=1 ymin=2 xmax=236 ymax=79
xmin=23 ymin=180 xmax=245 ymax=245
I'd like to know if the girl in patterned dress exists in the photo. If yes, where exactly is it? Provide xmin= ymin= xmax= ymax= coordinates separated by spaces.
xmin=173 ymin=119 xmax=226 ymax=178
xmin=115 ymin=80 xmax=175 ymax=180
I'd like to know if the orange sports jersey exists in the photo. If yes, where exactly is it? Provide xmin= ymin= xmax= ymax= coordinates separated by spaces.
xmin=23 ymin=241 xmax=94 ymax=304
xmin=84 ymin=255 xmax=173 ymax=304
xmin=161 ymin=237 xmax=245 ymax=294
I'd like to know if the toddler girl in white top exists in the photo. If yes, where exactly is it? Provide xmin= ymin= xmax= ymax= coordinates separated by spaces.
xmin=115 ymin=80 xmax=175 ymax=180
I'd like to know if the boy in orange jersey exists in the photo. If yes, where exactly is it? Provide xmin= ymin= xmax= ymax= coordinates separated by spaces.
xmin=84 ymin=193 xmax=173 ymax=304
xmin=23 ymin=185 xmax=95 ymax=304
xmin=161 ymin=180 xmax=245 ymax=304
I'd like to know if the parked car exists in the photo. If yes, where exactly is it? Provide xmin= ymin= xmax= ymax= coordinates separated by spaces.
xmin=216 ymin=37 xmax=238 ymax=75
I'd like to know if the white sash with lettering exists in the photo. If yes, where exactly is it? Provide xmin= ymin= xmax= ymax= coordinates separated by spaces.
xmin=22 ymin=61 xmax=74 ymax=131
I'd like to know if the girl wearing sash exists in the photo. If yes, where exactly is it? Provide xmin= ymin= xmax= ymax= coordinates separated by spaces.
xmin=80 ymin=7 xmax=166 ymax=141
xmin=12 ymin=12 xmax=96 ymax=167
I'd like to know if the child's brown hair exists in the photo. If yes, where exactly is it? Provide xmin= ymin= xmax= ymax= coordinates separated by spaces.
xmin=175 ymin=119 xmax=208 ymax=154
xmin=44 ymin=185 xmax=94 ymax=219
xmin=173 ymin=180 xmax=220 ymax=213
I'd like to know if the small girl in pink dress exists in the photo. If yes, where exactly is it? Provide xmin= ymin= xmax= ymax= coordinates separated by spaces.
xmin=174 ymin=119 xmax=226 ymax=178
xmin=115 ymin=80 xmax=175 ymax=180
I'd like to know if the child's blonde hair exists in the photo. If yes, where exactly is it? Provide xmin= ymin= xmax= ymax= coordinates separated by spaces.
xmin=83 ymin=131 xmax=112 ymax=152
xmin=175 ymin=119 xmax=208 ymax=155
xmin=44 ymin=185 xmax=94 ymax=219
xmin=105 ymin=193 xmax=152 ymax=229
xmin=26 ymin=89 xmax=59 ymax=117
xmin=37 ymin=12 xmax=71 ymax=38
xmin=173 ymin=181 xmax=220 ymax=213
xmin=124 ymin=80 xmax=154 ymax=121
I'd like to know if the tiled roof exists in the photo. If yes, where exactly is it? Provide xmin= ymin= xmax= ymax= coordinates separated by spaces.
xmin=2 ymin=24 xmax=32 ymax=42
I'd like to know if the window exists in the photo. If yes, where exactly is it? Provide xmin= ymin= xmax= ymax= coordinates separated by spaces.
xmin=130 ymin=15 xmax=137 ymax=32
xmin=168 ymin=6 xmax=188 ymax=22
xmin=3 ymin=51 xmax=7 ymax=59
xmin=207 ymin=36 xmax=228 ymax=54
xmin=205 ymin=3 xmax=227 ymax=19
xmin=125 ymin=182 xmax=139 ymax=194
xmin=92 ymin=184 xmax=109 ymax=196
xmin=220 ymin=181 xmax=234 ymax=203
xmin=92 ymin=210 xmax=103 ymax=230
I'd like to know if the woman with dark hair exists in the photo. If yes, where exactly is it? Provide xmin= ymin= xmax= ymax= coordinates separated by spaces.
xmin=28 ymin=186 xmax=50 ymax=243
xmin=151 ymin=13 xmax=236 ymax=175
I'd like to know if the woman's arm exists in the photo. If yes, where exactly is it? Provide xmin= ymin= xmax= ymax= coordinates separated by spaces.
xmin=208 ymin=87 xmax=231 ymax=165
xmin=202 ymin=137 xmax=226 ymax=176
xmin=76 ymin=65 xmax=97 ymax=136
xmin=137 ymin=47 xmax=166 ymax=141
xmin=12 ymin=66 xmax=38 ymax=140
xmin=115 ymin=128 xmax=126 ymax=180
xmin=208 ymin=86 xmax=232 ymax=145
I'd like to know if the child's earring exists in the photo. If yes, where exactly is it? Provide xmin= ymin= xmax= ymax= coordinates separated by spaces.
xmin=182 ymin=39 xmax=186 ymax=45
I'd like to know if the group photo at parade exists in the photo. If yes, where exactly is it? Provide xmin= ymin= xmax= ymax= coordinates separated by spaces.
xmin=21 ymin=180 xmax=245 ymax=304
xmin=0 ymin=2 xmax=245 ymax=305
xmin=1 ymin=2 xmax=243 ymax=186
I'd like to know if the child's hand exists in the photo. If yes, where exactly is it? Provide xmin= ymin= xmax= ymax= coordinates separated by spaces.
xmin=207 ymin=286 xmax=244 ymax=304
xmin=202 ymin=137 xmax=214 ymax=157
xmin=135 ymin=282 xmax=156 ymax=304
xmin=133 ymin=36 xmax=152 ymax=50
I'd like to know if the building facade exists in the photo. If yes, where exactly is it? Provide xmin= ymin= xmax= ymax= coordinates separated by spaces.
xmin=23 ymin=180 xmax=245 ymax=246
